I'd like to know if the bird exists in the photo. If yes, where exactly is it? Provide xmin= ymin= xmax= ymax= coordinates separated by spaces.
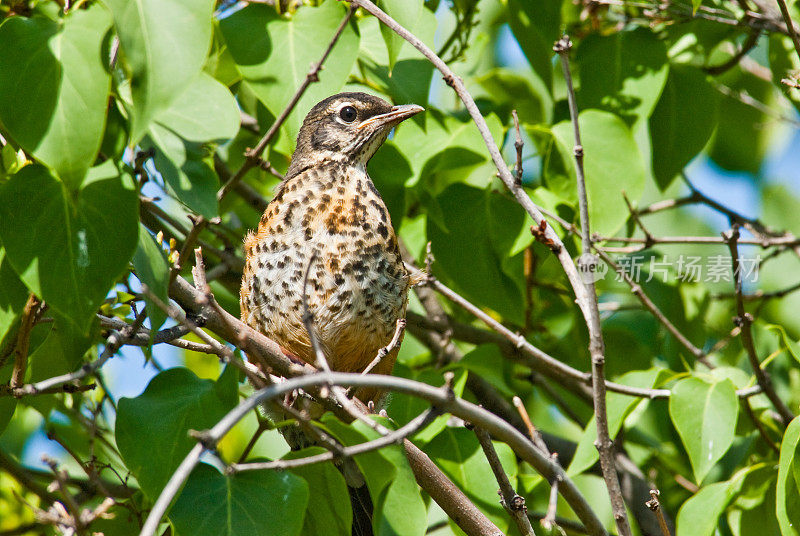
xmin=240 ymin=92 xmax=424 ymax=404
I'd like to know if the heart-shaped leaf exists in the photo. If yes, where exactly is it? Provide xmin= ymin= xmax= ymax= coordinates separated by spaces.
xmin=116 ymin=367 xmax=238 ymax=499
xmin=170 ymin=463 xmax=308 ymax=536
xmin=0 ymin=163 xmax=138 ymax=331
xmin=0 ymin=4 xmax=112 ymax=189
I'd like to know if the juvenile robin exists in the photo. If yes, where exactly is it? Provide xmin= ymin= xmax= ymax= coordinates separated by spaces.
xmin=240 ymin=92 xmax=424 ymax=403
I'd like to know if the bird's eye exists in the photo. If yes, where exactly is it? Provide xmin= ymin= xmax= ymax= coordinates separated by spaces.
xmin=339 ymin=105 xmax=357 ymax=123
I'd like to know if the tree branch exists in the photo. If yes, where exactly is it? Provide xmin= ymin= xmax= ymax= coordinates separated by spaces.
xmin=140 ymin=372 xmax=608 ymax=536
xmin=475 ymin=427 xmax=538 ymax=536
xmin=555 ymin=34 xmax=631 ymax=536
xmin=723 ymin=225 xmax=794 ymax=426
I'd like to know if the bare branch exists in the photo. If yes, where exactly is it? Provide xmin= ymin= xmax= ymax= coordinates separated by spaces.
xmin=3 ymin=312 xmax=145 ymax=397
xmin=405 ymin=274 xmax=761 ymax=399
xmin=645 ymin=489 xmax=672 ymax=536
xmin=555 ymin=34 xmax=631 ymax=536
xmin=723 ymin=225 xmax=794 ymax=426
xmin=10 ymin=294 xmax=41 ymax=389
xmin=140 ymin=372 xmax=608 ymax=536
xmin=230 ymin=406 xmax=439 ymax=472
xmin=775 ymin=0 xmax=800 ymax=64
xmin=475 ymin=427 xmax=537 ymax=536
xmin=511 ymin=109 xmax=524 ymax=187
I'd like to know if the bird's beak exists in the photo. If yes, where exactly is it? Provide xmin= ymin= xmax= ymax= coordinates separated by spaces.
xmin=357 ymin=104 xmax=424 ymax=130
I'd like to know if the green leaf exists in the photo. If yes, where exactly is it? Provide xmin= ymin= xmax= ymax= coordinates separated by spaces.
xmin=144 ymin=124 xmax=219 ymax=218
xmin=29 ymin=311 xmax=93 ymax=385
xmin=0 ymin=248 xmax=28 ymax=345
xmin=220 ymin=0 xmax=359 ymax=143
xmin=285 ymin=447 xmax=352 ymax=536
xmin=507 ymin=0 xmax=561 ymax=90
xmin=550 ymin=110 xmax=647 ymax=236
xmin=367 ymin=142 xmax=412 ymax=227
xmin=446 ymin=345 xmax=515 ymax=397
xmin=324 ymin=416 xmax=427 ymax=536
xmin=0 ymin=163 xmax=138 ymax=330
xmin=132 ymin=224 xmax=170 ymax=339
xmin=424 ymin=428 xmax=517 ymax=531
xmin=708 ymin=70 xmax=772 ymax=174
xmin=427 ymin=184 xmax=527 ymax=324
xmin=767 ymin=324 xmax=800 ymax=366
xmin=777 ymin=416 xmax=800 ymax=535
xmin=769 ymin=34 xmax=800 ymax=114
xmin=474 ymin=68 xmax=552 ymax=125
xmin=649 ymin=65 xmax=719 ymax=190
xmin=676 ymin=481 xmax=738 ymax=536
xmin=392 ymin=110 xmax=503 ymax=192
xmin=568 ymin=369 xmax=664 ymax=476
xmin=154 ymin=72 xmax=240 ymax=143
xmin=577 ymin=28 xmax=669 ymax=126
xmin=378 ymin=0 xmax=423 ymax=71
xmin=170 ymin=463 xmax=308 ymax=536
xmin=356 ymin=14 xmax=435 ymax=106
xmin=669 ymin=377 xmax=739 ymax=484
xmin=104 ymin=0 xmax=216 ymax=142
xmin=386 ymin=366 xmax=466 ymax=444
xmin=116 ymin=367 xmax=238 ymax=499
xmin=0 ymin=5 xmax=112 ymax=189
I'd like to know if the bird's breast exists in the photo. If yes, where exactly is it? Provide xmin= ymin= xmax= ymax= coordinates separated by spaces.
xmin=240 ymin=165 xmax=409 ymax=372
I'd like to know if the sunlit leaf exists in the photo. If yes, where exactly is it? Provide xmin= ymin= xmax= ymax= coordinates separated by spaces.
xmin=0 ymin=4 xmax=112 ymax=188
xmin=104 ymin=0 xmax=216 ymax=142
xmin=669 ymin=376 xmax=739 ymax=484
xmin=0 ymin=163 xmax=137 ymax=330
xmin=550 ymin=110 xmax=647 ymax=237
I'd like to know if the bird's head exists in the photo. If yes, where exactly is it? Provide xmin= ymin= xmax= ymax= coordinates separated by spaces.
xmin=289 ymin=92 xmax=424 ymax=173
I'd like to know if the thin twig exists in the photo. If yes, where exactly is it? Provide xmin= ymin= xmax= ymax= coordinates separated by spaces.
xmin=475 ymin=427 xmax=537 ymax=536
xmin=704 ymin=30 xmax=761 ymax=76
xmin=360 ymin=318 xmax=406 ymax=376
xmin=10 ymin=294 xmax=41 ymax=389
xmin=775 ymin=0 xmax=800 ymax=63
xmin=622 ymin=191 xmax=655 ymax=249
xmin=217 ymin=4 xmax=356 ymax=201
xmin=723 ymin=225 xmax=794 ymax=426
xmin=4 ymin=313 xmax=145 ymax=397
xmin=542 ymin=456 xmax=561 ymax=532
xmin=511 ymin=109 xmax=524 ymax=187
xmin=512 ymin=396 xmax=550 ymax=455
xmin=407 ymin=268 xmax=760 ymax=399
xmin=230 ymin=407 xmax=439 ymax=472
xmin=645 ymin=489 xmax=672 ymax=536
xmin=741 ymin=398 xmax=780 ymax=454
xmin=41 ymin=456 xmax=85 ymax=534
xmin=592 ymin=249 xmax=711 ymax=367
xmin=555 ymin=34 xmax=631 ymax=536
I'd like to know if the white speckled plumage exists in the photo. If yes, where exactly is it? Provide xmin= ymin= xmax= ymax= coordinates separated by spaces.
xmin=240 ymin=92 xmax=422 ymax=403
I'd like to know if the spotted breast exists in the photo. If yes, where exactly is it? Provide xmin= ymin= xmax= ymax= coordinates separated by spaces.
xmin=240 ymin=92 xmax=423 ymax=403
